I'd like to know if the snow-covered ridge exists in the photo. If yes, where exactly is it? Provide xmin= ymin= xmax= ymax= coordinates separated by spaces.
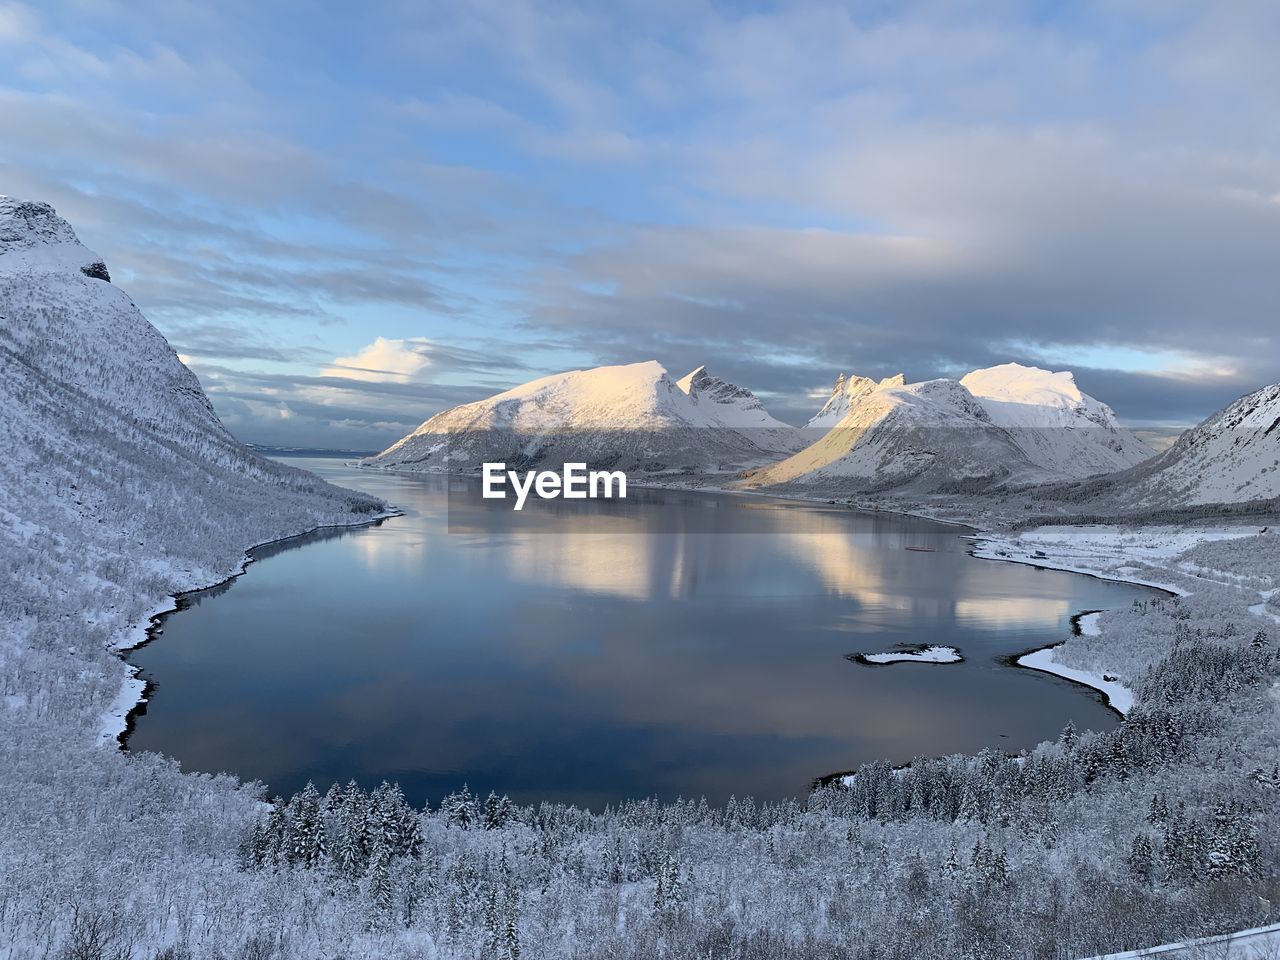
xmin=0 ymin=195 xmax=112 ymax=280
xmin=367 ymin=360 xmax=805 ymax=474
xmin=807 ymin=372 xmax=905 ymax=430
xmin=1069 ymin=381 xmax=1280 ymax=508
xmin=0 ymin=196 xmax=78 ymax=251
xmin=961 ymin=363 xmax=1153 ymax=478
xmin=744 ymin=375 xmax=1037 ymax=492
xmin=676 ymin=364 xmax=792 ymax=431
xmin=754 ymin=363 xmax=1153 ymax=493
xmin=961 ymin=363 xmax=1109 ymax=428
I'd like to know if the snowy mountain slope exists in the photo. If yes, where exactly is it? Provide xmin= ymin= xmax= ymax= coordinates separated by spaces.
xmin=0 ymin=196 xmax=383 ymax=742
xmin=1057 ymin=381 xmax=1280 ymax=508
xmin=960 ymin=363 xmax=1153 ymax=477
xmin=751 ymin=363 xmax=1154 ymax=493
xmin=742 ymin=377 xmax=1038 ymax=493
xmin=806 ymin=372 xmax=905 ymax=430
xmin=675 ymin=364 xmax=790 ymax=430
xmin=366 ymin=360 xmax=803 ymax=475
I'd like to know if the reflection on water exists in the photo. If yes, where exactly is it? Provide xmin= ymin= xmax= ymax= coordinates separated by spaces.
xmin=126 ymin=460 xmax=1154 ymax=809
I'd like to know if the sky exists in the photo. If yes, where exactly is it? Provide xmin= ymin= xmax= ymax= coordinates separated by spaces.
xmin=1 ymin=0 xmax=1278 ymax=449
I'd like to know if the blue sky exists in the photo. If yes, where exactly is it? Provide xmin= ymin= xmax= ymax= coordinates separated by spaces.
xmin=2 ymin=0 xmax=1278 ymax=447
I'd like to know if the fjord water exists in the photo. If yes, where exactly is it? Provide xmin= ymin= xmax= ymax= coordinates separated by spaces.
xmin=126 ymin=459 xmax=1151 ymax=809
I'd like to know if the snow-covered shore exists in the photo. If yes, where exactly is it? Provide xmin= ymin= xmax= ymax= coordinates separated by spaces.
xmin=970 ymin=523 xmax=1277 ymax=720
xmin=1015 ymin=645 xmax=1134 ymax=715
xmin=97 ymin=508 xmax=399 ymax=745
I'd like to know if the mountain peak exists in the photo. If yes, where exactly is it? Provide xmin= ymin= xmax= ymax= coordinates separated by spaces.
xmin=1090 ymin=381 xmax=1280 ymax=507
xmin=0 ymin=196 xmax=80 ymax=253
xmin=675 ymin=364 xmax=710 ymax=395
xmin=0 ymin=195 xmax=110 ymax=281
xmin=960 ymin=362 xmax=1086 ymax=407
xmin=806 ymin=371 xmax=903 ymax=431
xmin=369 ymin=359 xmax=802 ymax=472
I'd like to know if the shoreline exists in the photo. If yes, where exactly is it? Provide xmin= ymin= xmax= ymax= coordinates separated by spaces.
xmin=104 ymin=506 xmax=401 ymax=748
xmin=963 ymin=530 xmax=1187 ymax=722
xmin=964 ymin=523 xmax=1272 ymax=719
xmin=966 ymin=533 xmax=1186 ymax=597
xmin=1003 ymin=609 xmax=1131 ymax=717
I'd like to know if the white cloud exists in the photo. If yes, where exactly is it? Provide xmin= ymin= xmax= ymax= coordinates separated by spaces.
xmin=321 ymin=337 xmax=434 ymax=383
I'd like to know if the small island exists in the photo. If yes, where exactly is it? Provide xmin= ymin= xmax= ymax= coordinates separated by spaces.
xmin=850 ymin=644 xmax=963 ymax=666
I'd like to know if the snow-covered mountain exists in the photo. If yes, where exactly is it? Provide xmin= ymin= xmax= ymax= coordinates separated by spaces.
xmin=0 ymin=195 xmax=382 ymax=740
xmin=747 ymin=363 xmax=1153 ymax=493
xmin=676 ymin=365 xmax=789 ymax=430
xmin=744 ymin=376 xmax=1037 ymax=493
xmin=366 ymin=360 xmax=804 ymax=475
xmin=1062 ymin=382 xmax=1280 ymax=508
xmin=806 ymin=373 xmax=905 ymax=430
xmin=960 ymin=363 xmax=1153 ymax=477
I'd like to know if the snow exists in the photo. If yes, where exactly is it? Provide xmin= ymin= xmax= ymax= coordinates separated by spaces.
xmin=745 ymin=375 xmax=1037 ymax=491
xmin=1016 ymin=644 xmax=1134 ymax=715
xmin=754 ymin=365 xmax=1153 ymax=494
xmin=1069 ymin=381 xmax=1280 ymax=508
xmin=5 ymin=192 xmax=1280 ymax=960
xmin=1249 ymin=589 xmax=1280 ymax=626
xmin=805 ymin=372 xmax=904 ymax=430
xmin=675 ymin=364 xmax=796 ymax=431
xmin=367 ymin=360 xmax=804 ymax=474
xmin=1 ymin=192 xmax=391 ymax=923
xmin=859 ymin=645 xmax=962 ymax=664
xmin=962 ymin=362 xmax=1103 ymax=429
xmin=973 ymin=523 xmax=1277 ymax=718
xmin=967 ymin=524 xmax=1268 ymax=596
xmin=961 ymin=362 xmax=1154 ymax=477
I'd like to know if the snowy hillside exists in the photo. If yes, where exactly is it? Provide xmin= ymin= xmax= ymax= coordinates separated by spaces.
xmin=751 ymin=363 xmax=1153 ymax=494
xmin=1059 ymin=381 xmax=1280 ymax=508
xmin=366 ymin=360 xmax=803 ymax=475
xmin=675 ymin=364 xmax=792 ymax=432
xmin=0 ymin=195 xmax=383 ymax=740
xmin=806 ymin=372 xmax=905 ymax=430
xmin=961 ymin=363 xmax=1153 ymax=477
xmin=743 ymin=377 xmax=1037 ymax=492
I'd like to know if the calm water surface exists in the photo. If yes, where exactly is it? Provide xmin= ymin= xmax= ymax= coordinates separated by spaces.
xmin=126 ymin=458 xmax=1152 ymax=808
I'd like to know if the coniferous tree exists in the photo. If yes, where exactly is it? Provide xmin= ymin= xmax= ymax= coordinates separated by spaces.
xmin=1127 ymin=833 xmax=1155 ymax=884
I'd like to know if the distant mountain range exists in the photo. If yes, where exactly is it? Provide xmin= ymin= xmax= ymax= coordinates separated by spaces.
xmin=369 ymin=359 xmax=1174 ymax=496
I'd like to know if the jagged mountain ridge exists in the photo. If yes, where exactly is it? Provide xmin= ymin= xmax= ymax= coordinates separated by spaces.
xmin=747 ymin=363 xmax=1154 ymax=493
xmin=806 ymin=373 xmax=905 ymax=430
xmin=366 ymin=360 xmax=805 ymax=475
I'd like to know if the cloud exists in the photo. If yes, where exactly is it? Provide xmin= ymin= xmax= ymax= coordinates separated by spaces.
xmin=4 ymin=0 xmax=1279 ymax=447
xmin=323 ymin=337 xmax=434 ymax=383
